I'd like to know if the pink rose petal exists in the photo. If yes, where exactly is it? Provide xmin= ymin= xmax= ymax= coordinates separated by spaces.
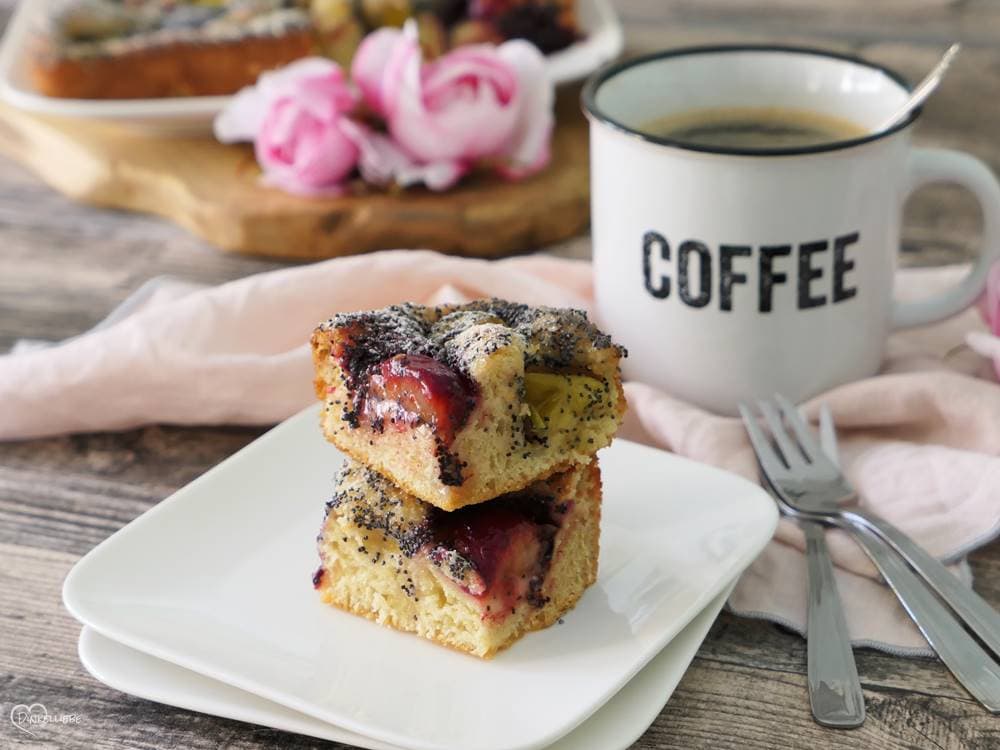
xmin=375 ymin=21 xmax=523 ymax=166
xmin=216 ymin=57 xmax=357 ymax=145
xmin=351 ymin=27 xmax=404 ymax=116
xmin=345 ymin=122 xmax=466 ymax=191
xmin=216 ymin=57 xmax=361 ymax=195
xmin=981 ymin=261 xmax=1000 ymax=335
xmin=495 ymin=39 xmax=553 ymax=179
xmin=214 ymin=84 xmax=267 ymax=143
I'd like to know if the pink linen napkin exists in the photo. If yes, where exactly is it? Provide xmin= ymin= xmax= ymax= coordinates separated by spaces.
xmin=4 ymin=250 xmax=999 ymax=655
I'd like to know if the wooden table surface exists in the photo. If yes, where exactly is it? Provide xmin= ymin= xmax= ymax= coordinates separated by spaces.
xmin=3 ymin=1 xmax=1000 ymax=748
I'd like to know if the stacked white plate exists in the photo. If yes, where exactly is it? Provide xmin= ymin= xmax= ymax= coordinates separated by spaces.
xmin=63 ymin=406 xmax=777 ymax=750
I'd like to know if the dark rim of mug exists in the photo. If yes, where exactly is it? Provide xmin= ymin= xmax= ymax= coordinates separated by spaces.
xmin=580 ymin=44 xmax=920 ymax=157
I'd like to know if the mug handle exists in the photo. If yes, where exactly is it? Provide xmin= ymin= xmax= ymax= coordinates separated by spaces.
xmin=892 ymin=148 xmax=1000 ymax=329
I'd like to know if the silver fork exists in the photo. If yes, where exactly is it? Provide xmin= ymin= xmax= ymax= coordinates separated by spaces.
xmin=741 ymin=395 xmax=1000 ymax=713
xmin=800 ymin=519 xmax=864 ymax=726
xmin=752 ymin=405 xmax=864 ymax=727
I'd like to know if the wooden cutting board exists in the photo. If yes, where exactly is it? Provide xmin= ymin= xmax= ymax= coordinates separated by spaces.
xmin=0 ymin=86 xmax=590 ymax=260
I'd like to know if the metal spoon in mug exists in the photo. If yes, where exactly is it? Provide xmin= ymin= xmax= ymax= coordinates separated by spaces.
xmin=875 ymin=43 xmax=961 ymax=133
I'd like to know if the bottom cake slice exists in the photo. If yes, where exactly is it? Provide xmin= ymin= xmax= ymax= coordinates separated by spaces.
xmin=314 ymin=458 xmax=602 ymax=658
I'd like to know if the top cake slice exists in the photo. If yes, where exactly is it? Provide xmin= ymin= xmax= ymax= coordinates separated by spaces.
xmin=311 ymin=299 xmax=626 ymax=511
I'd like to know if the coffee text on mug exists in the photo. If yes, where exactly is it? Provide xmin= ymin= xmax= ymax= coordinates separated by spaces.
xmin=641 ymin=231 xmax=860 ymax=312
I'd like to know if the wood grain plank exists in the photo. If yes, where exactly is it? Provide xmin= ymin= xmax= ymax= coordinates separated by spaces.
xmin=0 ymin=468 xmax=166 ymax=554
xmin=698 ymin=613 xmax=969 ymax=704
xmin=645 ymin=657 xmax=1000 ymax=750
xmin=617 ymin=0 xmax=1000 ymax=48
xmin=0 ymin=544 xmax=96 ymax=684
xmin=0 ymin=425 xmax=264 ymax=489
xmin=4 ymin=1 xmax=1000 ymax=748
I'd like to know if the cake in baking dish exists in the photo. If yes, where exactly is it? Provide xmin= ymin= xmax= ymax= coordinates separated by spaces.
xmin=29 ymin=0 xmax=582 ymax=100
xmin=310 ymin=299 xmax=626 ymax=511
xmin=314 ymin=456 xmax=601 ymax=658
xmin=30 ymin=0 xmax=319 ymax=99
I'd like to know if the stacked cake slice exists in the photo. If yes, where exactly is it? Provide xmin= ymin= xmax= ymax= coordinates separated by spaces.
xmin=310 ymin=299 xmax=626 ymax=658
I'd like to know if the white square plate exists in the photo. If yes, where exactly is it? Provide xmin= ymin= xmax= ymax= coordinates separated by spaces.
xmin=63 ymin=406 xmax=776 ymax=750
xmin=77 ymin=581 xmax=736 ymax=750
xmin=0 ymin=0 xmax=624 ymax=135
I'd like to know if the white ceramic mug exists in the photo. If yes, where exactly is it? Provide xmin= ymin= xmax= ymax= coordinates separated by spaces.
xmin=582 ymin=45 xmax=1000 ymax=414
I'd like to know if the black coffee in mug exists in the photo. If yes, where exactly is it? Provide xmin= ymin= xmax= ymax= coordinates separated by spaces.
xmin=641 ymin=106 xmax=867 ymax=149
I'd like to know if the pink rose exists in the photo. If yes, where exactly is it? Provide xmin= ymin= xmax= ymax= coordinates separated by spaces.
xmin=214 ymin=58 xmax=360 ymax=196
xmin=351 ymin=21 xmax=553 ymax=190
xmin=967 ymin=260 xmax=1000 ymax=379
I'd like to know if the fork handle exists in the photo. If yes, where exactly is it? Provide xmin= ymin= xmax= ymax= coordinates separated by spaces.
xmin=803 ymin=521 xmax=866 ymax=728
xmin=843 ymin=508 xmax=1000 ymax=659
xmin=843 ymin=521 xmax=1000 ymax=712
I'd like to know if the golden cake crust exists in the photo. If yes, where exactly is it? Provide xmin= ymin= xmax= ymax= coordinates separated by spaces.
xmin=29 ymin=0 xmax=317 ymax=99
xmin=30 ymin=30 xmax=317 ymax=99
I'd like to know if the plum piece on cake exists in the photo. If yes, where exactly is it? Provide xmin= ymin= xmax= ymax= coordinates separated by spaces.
xmin=314 ymin=457 xmax=601 ymax=658
xmin=310 ymin=299 xmax=626 ymax=511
